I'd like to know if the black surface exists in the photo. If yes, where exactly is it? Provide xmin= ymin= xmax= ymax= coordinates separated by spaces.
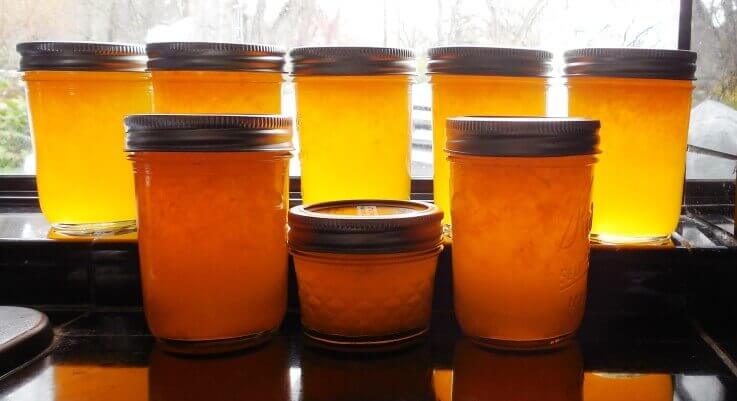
xmin=0 ymin=307 xmax=53 ymax=380
xmin=0 ymin=310 xmax=736 ymax=400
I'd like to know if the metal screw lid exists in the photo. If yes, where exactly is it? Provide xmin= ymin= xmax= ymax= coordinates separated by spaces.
xmin=16 ymin=41 xmax=146 ymax=72
xmin=124 ymin=114 xmax=293 ymax=152
xmin=146 ymin=42 xmax=285 ymax=72
xmin=428 ymin=46 xmax=554 ymax=77
xmin=288 ymin=200 xmax=443 ymax=254
xmin=564 ymin=48 xmax=697 ymax=80
xmin=446 ymin=117 xmax=600 ymax=157
xmin=289 ymin=46 xmax=415 ymax=76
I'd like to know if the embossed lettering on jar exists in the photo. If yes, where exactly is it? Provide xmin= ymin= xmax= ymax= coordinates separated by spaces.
xmin=427 ymin=46 xmax=553 ymax=232
xmin=17 ymin=42 xmax=152 ymax=235
xmin=125 ymin=114 xmax=292 ymax=354
xmin=288 ymin=200 xmax=443 ymax=350
xmin=147 ymin=42 xmax=284 ymax=113
xmin=565 ymin=48 xmax=696 ymax=244
xmin=447 ymin=117 xmax=599 ymax=350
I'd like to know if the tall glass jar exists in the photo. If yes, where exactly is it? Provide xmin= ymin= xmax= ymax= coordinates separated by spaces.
xmin=428 ymin=47 xmax=553 ymax=233
xmin=125 ymin=115 xmax=292 ymax=354
xmin=565 ymin=48 xmax=696 ymax=244
xmin=290 ymin=47 xmax=415 ymax=204
xmin=447 ymin=117 xmax=600 ymax=350
xmin=146 ymin=42 xmax=284 ymax=114
xmin=17 ymin=42 xmax=152 ymax=235
xmin=288 ymin=200 xmax=443 ymax=351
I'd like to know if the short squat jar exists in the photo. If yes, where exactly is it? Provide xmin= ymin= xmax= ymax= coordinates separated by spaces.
xmin=565 ymin=48 xmax=696 ymax=244
xmin=288 ymin=200 xmax=443 ymax=350
xmin=447 ymin=117 xmax=600 ymax=350
xmin=147 ymin=42 xmax=284 ymax=113
xmin=17 ymin=42 xmax=152 ymax=235
xmin=125 ymin=114 xmax=292 ymax=354
xmin=290 ymin=47 xmax=415 ymax=204
xmin=427 ymin=46 xmax=553 ymax=232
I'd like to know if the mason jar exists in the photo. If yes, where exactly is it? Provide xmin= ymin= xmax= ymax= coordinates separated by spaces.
xmin=146 ymin=42 xmax=284 ymax=114
xmin=125 ymin=114 xmax=292 ymax=354
xmin=565 ymin=48 xmax=696 ymax=244
xmin=428 ymin=46 xmax=553 ymax=233
xmin=17 ymin=42 xmax=152 ymax=235
xmin=447 ymin=117 xmax=599 ymax=350
xmin=290 ymin=47 xmax=415 ymax=204
xmin=288 ymin=200 xmax=443 ymax=350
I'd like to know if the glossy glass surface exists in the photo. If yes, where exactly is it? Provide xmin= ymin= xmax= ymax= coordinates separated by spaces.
xmin=21 ymin=71 xmax=152 ymax=233
xmin=151 ymin=71 xmax=281 ymax=113
xmin=294 ymin=75 xmax=412 ymax=204
xmin=568 ymin=77 xmax=694 ymax=244
xmin=130 ymin=152 xmax=290 ymax=342
xmin=1 ymin=310 xmax=737 ymax=401
xmin=430 ymin=75 xmax=547 ymax=228
xmin=449 ymin=155 xmax=595 ymax=347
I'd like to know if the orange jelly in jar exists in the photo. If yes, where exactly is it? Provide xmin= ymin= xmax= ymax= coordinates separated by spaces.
xmin=453 ymin=339 xmax=583 ymax=401
xmin=288 ymin=200 xmax=443 ymax=350
xmin=428 ymin=47 xmax=552 ymax=232
xmin=290 ymin=47 xmax=415 ymax=204
xmin=17 ymin=42 xmax=151 ymax=235
xmin=146 ymin=42 xmax=284 ymax=113
xmin=125 ymin=115 xmax=293 ymax=354
xmin=565 ymin=48 xmax=696 ymax=244
xmin=447 ymin=117 xmax=600 ymax=350
xmin=583 ymin=373 xmax=673 ymax=401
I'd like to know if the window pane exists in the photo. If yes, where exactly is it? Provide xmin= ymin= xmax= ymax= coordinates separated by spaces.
xmin=0 ymin=0 xmax=680 ymax=177
xmin=688 ymin=0 xmax=737 ymax=181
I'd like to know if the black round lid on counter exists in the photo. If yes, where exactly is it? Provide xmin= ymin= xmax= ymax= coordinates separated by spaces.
xmin=16 ymin=41 xmax=146 ymax=72
xmin=289 ymin=46 xmax=415 ymax=76
xmin=124 ymin=114 xmax=293 ymax=152
xmin=427 ymin=46 xmax=553 ymax=77
xmin=446 ymin=117 xmax=600 ymax=157
xmin=564 ymin=48 xmax=697 ymax=80
xmin=288 ymin=200 xmax=443 ymax=254
xmin=146 ymin=42 xmax=285 ymax=72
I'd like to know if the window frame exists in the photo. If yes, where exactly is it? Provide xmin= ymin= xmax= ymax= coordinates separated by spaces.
xmin=0 ymin=0 xmax=734 ymax=209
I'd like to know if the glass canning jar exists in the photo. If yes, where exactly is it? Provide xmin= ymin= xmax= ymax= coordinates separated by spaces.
xmin=565 ymin=48 xmax=697 ymax=244
xmin=146 ymin=42 xmax=284 ymax=114
xmin=125 ymin=114 xmax=293 ymax=354
xmin=427 ymin=47 xmax=553 ymax=233
xmin=17 ymin=42 xmax=152 ymax=235
xmin=289 ymin=47 xmax=415 ymax=204
xmin=288 ymin=200 xmax=443 ymax=351
xmin=447 ymin=117 xmax=600 ymax=350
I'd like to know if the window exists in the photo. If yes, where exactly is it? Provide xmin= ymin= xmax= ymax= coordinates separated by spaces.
xmin=0 ymin=0 xmax=723 ymax=185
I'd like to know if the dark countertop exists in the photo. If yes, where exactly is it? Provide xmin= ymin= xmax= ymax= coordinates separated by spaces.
xmin=0 ymin=309 xmax=736 ymax=401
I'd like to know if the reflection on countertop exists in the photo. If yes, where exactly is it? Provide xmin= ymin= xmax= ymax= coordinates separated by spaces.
xmin=0 ymin=311 xmax=736 ymax=401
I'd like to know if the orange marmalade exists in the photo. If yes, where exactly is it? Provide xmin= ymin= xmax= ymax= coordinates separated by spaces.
xmin=125 ymin=115 xmax=292 ymax=354
xmin=288 ymin=200 xmax=443 ymax=350
xmin=447 ymin=117 xmax=599 ymax=350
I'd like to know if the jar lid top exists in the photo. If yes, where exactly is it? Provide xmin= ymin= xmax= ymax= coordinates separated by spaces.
xmin=16 ymin=41 xmax=146 ymax=72
xmin=428 ymin=46 xmax=553 ymax=77
xmin=124 ymin=114 xmax=293 ymax=152
xmin=289 ymin=46 xmax=415 ymax=76
xmin=288 ymin=200 xmax=443 ymax=254
xmin=564 ymin=48 xmax=697 ymax=80
xmin=446 ymin=117 xmax=600 ymax=157
xmin=146 ymin=42 xmax=285 ymax=72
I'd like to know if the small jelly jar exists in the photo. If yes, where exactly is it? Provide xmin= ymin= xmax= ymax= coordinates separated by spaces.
xmin=565 ymin=48 xmax=696 ymax=244
xmin=453 ymin=339 xmax=583 ymax=401
xmin=290 ymin=47 xmax=415 ymax=204
xmin=447 ymin=117 xmax=600 ymax=350
xmin=428 ymin=46 xmax=553 ymax=232
xmin=125 ymin=114 xmax=292 ymax=354
xmin=583 ymin=373 xmax=673 ymax=401
xmin=17 ymin=42 xmax=152 ymax=235
xmin=146 ymin=42 xmax=284 ymax=113
xmin=288 ymin=200 xmax=443 ymax=350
